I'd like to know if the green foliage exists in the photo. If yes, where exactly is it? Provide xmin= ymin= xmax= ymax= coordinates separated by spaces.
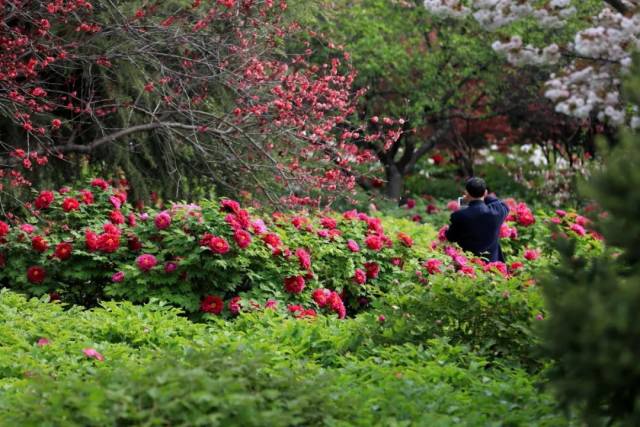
xmin=540 ymin=66 xmax=640 ymax=425
xmin=0 ymin=290 xmax=568 ymax=426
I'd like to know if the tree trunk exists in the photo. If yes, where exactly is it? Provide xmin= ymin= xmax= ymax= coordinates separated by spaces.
xmin=386 ymin=166 xmax=404 ymax=200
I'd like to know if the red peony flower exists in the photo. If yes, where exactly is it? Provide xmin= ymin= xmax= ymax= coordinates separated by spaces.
xmin=109 ymin=209 xmax=125 ymax=225
xmin=34 ymin=191 xmax=55 ymax=210
xmin=364 ymin=262 xmax=380 ymax=279
xmin=200 ymin=233 xmax=215 ymax=247
xmin=426 ymin=204 xmax=438 ymax=214
xmin=61 ymin=197 xmax=80 ymax=212
xmin=97 ymin=233 xmax=120 ymax=253
xmin=265 ymin=299 xmax=278 ymax=310
xmin=510 ymin=261 xmax=524 ymax=272
xmin=220 ymin=199 xmax=241 ymax=213
xmin=164 ymin=262 xmax=178 ymax=273
xmin=209 ymin=236 xmax=230 ymax=254
xmin=424 ymin=259 xmax=442 ymax=275
xmin=320 ymin=217 xmax=337 ymax=229
xmin=90 ymin=178 xmax=109 ymax=190
xmin=54 ymin=242 xmax=72 ymax=260
xmin=79 ymin=189 xmax=94 ymax=204
xmin=154 ymin=211 xmax=171 ymax=229
xmin=284 ymin=275 xmax=305 ymax=294
xmin=397 ymin=232 xmax=413 ymax=247
xmin=262 ymin=232 xmax=281 ymax=249
xmin=312 ymin=288 xmax=331 ymax=307
xmin=365 ymin=235 xmax=383 ymax=251
xmin=353 ymin=268 xmax=367 ymax=285
xmin=136 ymin=254 xmax=157 ymax=272
xmin=27 ymin=266 xmax=46 ymax=284
xmin=233 ymin=229 xmax=252 ymax=249
xmin=0 ymin=221 xmax=9 ymax=237
xmin=200 ymin=295 xmax=224 ymax=314
xmin=85 ymin=230 xmax=99 ymax=251
xmin=31 ymin=235 xmax=48 ymax=253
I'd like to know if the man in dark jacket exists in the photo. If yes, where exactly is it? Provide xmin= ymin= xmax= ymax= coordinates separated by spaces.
xmin=445 ymin=177 xmax=509 ymax=262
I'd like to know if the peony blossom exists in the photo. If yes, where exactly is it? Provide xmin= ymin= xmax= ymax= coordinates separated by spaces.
xmin=312 ymin=288 xmax=331 ymax=307
xmin=320 ymin=217 xmax=337 ymax=229
xmin=27 ymin=266 xmax=46 ymax=284
xmin=0 ymin=221 xmax=9 ymax=237
xmin=61 ymin=197 xmax=80 ymax=212
xmin=37 ymin=338 xmax=50 ymax=347
xmin=136 ymin=254 xmax=157 ymax=272
xmin=112 ymin=271 xmax=125 ymax=282
xmin=209 ymin=236 xmax=230 ymax=254
xmin=31 ymin=235 xmax=48 ymax=253
xmin=447 ymin=200 xmax=459 ymax=212
xmin=90 ymin=178 xmax=109 ymax=190
xmin=364 ymin=262 xmax=380 ymax=279
xmin=97 ymin=233 xmax=120 ymax=253
xmin=83 ymin=348 xmax=105 ymax=361
xmin=229 ymin=296 xmax=242 ymax=315
xmin=34 ymin=191 xmax=55 ymax=210
xmin=524 ymin=249 xmax=541 ymax=261
xmin=296 ymin=248 xmax=311 ymax=270
xmin=424 ymin=258 xmax=443 ymax=275
xmin=201 ymin=295 xmax=224 ymax=314
xmin=265 ymin=299 xmax=278 ymax=310
xmin=570 ymin=223 xmax=586 ymax=236
xmin=365 ymin=235 xmax=383 ymax=251
xmin=154 ymin=211 xmax=172 ymax=229
xmin=397 ymin=232 xmax=413 ymax=247
xmin=284 ymin=275 xmax=305 ymax=294
xmin=164 ymin=262 xmax=178 ymax=273
xmin=233 ymin=229 xmax=252 ymax=249
xmin=354 ymin=268 xmax=367 ymax=284
xmin=347 ymin=239 xmax=360 ymax=252
xmin=54 ymin=242 xmax=72 ymax=260
xmin=555 ymin=209 xmax=567 ymax=217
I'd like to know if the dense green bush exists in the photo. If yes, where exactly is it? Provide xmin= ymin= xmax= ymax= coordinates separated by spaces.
xmin=540 ymin=129 xmax=640 ymax=426
xmin=0 ymin=290 xmax=568 ymax=426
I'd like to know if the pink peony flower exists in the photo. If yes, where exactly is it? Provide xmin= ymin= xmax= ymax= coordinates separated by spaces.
xmin=550 ymin=217 xmax=562 ymax=224
xmin=378 ymin=315 xmax=386 ymax=323
xmin=136 ymin=254 xmax=157 ymax=272
xmin=251 ymin=219 xmax=267 ymax=234
xmin=320 ymin=217 xmax=337 ymax=229
xmin=312 ymin=288 xmax=331 ymax=307
xmin=164 ymin=262 xmax=178 ymax=273
xmin=37 ymin=338 xmax=50 ymax=347
xmin=447 ymin=200 xmax=459 ymax=212
xmin=83 ymin=348 xmax=105 ymax=361
xmin=154 ymin=211 xmax=171 ymax=229
xmin=570 ymin=223 xmax=586 ymax=236
xmin=20 ymin=224 xmax=35 ymax=234
xmin=229 ymin=296 xmax=242 ymax=315
xmin=555 ymin=209 xmax=567 ymax=217
xmin=575 ymin=215 xmax=589 ymax=227
xmin=265 ymin=299 xmax=278 ymax=310
xmin=112 ymin=271 xmax=125 ymax=282
xmin=347 ymin=239 xmax=360 ymax=252
xmin=524 ymin=249 xmax=540 ymax=261
xmin=354 ymin=268 xmax=367 ymax=285
xmin=296 ymin=248 xmax=312 ymax=270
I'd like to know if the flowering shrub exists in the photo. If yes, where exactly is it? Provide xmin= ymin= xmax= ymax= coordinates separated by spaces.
xmin=0 ymin=180 xmax=419 ymax=317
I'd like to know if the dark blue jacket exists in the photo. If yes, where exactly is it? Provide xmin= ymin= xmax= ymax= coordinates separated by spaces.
xmin=445 ymin=196 xmax=509 ymax=262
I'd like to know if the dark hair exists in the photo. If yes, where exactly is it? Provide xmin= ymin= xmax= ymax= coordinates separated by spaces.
xmin=465 ymin=177 xmax=487 ymax=198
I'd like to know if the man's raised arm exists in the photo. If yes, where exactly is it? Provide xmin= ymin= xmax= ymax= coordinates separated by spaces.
xmin=485 ymin=195 xmax=509 ymax=221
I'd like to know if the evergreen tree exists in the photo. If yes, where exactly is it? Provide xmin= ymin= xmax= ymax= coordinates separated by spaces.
xmin=541 ymin=56 xmax=640 ymax=425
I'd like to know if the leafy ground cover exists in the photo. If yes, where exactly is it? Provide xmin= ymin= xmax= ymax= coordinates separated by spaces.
xmin=0 ymin=290 xmax=570 ymax=426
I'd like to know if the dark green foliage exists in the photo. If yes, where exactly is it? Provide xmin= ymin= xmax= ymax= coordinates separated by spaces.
xmin=540 ymin=64 xmax=640 ymax=425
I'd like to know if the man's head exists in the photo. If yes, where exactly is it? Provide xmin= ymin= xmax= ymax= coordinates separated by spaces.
xmin=465 ymin=177 xmax=488 ymax=200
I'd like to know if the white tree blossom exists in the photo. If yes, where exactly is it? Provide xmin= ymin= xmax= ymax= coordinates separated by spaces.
xmin=424 ymin=0 xmax=640 ymax=128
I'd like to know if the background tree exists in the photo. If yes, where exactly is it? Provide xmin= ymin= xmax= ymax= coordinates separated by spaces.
xmin=0 ymin=0 xmax=383 ymax=208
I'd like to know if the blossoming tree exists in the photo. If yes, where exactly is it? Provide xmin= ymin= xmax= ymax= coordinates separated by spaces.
xmin=424 ymin=0 xmax=640 ymax=128
xmin=0 ymin=0 xmax=390 ymax=207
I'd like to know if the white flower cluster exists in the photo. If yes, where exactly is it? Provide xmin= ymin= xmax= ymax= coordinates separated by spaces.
xmin=423 ymin=0 xmax=470 ymax=18
xmin=423 ymin=0 xmax=640 ymax=127
xmin=491 ymin=37 xmax=561 ymax=66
